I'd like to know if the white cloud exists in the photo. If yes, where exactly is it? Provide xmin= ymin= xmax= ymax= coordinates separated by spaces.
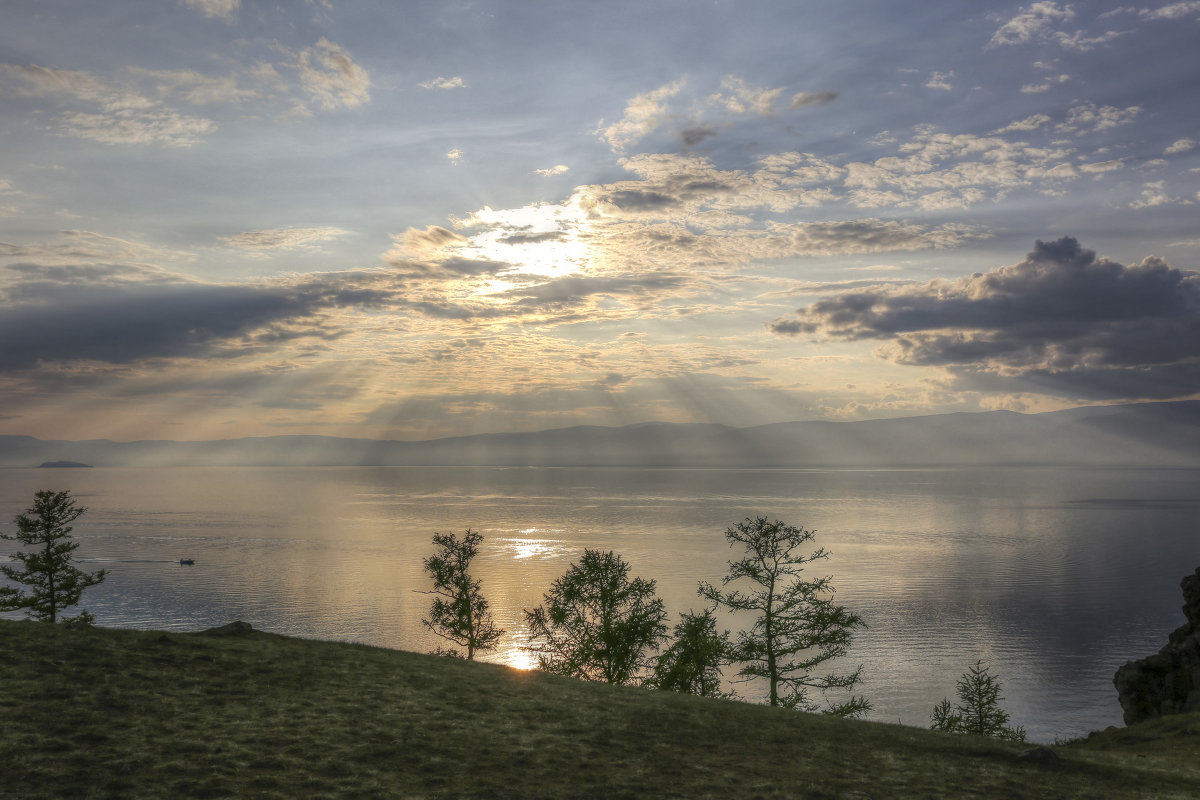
xmin=293 ymin=38 xmax=370 ymax=110
xmin=57 ymin=109 xmax=216 ymax=147
xmin=181 ymin=0 xmax=240 ymax=19
xmin=988 ymin=2 xmax=1075 ymax=47
xmin=1056 ymin=102 xmax=1140 ymax=135
xmin=708 ymin=76 xmax=786 ymax=115
xmin=1079 ymin=159 xmax=1124 ymax=173
xmin=222 ymin=227 xmax=351 ymax=250
xmin=447 ymin=148 xmax=463 ymax=164
xmin=1130 ymin=181 xmax=1171 ymax=208
xmin=1139 ymin=2 xmax=1200 ymax=20
xmin=1053 ymin=29 xmax=1126 ymax=50
xmin=1165 ymin=138 xmax=1197 ymax=155
xmin=992 ymin=113 xmax=1052 ymax=134
xmin=596 ymin=80 xmax=684 ymax=152
xmin=419 ymin=76 xmax=466 ymax=90
xmin=1021 ymin=74 xmax=1070 ymax=93
xmin=533 ymin=165 xmax=570 ymax=177
xmin=924 ymin=71 xmax=954 ymax=91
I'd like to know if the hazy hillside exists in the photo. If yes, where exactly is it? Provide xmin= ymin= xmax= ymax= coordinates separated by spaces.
xmin=2 ymin=401 xmax=1198 ymax=468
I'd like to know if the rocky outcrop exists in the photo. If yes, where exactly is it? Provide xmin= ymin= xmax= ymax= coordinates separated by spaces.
xmin=1113 ymin=567 xmax=1200 ymax=725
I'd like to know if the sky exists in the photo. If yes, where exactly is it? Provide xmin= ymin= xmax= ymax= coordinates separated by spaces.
xmin=1 ymin=0 xmax=1198 ymax=443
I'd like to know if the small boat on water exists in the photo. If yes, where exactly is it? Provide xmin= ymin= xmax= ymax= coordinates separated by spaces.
xmin=179 ymin=559 xmax=195 ymax=566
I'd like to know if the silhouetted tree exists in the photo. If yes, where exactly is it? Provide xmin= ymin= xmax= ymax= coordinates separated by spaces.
xmin=930 ymin=660 xmax=1026 ymax=741
xmin=421 ymin=529 xmax=503 ymax=659
xmin=0 ymin=490 xmax=106 ymax=624
xmin=648 ymin=606 xmax=733 ymax=698
xmin=700 ymin=516 xmax=869 ymax=716
xmin=525 ymin=549 xmax=667 ymax=684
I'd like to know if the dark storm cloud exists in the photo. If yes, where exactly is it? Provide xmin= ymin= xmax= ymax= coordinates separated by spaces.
xmin=770 ymin=237 xmax=1200 ymax=398
xmin=680 ymin=126 xmax=718 ymax=147
xmin=0 ymin=273 xmax=394 ymax=370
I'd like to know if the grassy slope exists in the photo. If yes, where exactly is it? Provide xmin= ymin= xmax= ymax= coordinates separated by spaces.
xmin=2 ymin=620 xmax=1198 ymax=800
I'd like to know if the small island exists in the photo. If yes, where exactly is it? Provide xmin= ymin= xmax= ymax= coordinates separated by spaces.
xmin=37 ymin=461 xmax=93 ymax=468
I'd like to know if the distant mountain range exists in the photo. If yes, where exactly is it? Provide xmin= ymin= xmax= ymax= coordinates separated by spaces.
xmin=2 ymin=401 xmax=1199 ymax=468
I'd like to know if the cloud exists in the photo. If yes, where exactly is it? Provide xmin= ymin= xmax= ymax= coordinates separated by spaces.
xmin=790 ymin=91 xmax=838 ymax=109
xmin=293 ymin=38 xmax=370 ymax=110
xmin=0 ymin=249 xmax=398 ymax=371
xmin=596 ymin=80 xmax=684 ymax=152
xmin=988 ymin=2 xmax=1075 ymax=47
xmin=1 ymin=63 xmax=217 ymax=147
xmin=842 ymin=127 xmax=1078 ymax=209
xmin=130 ymin=67 xmax=258 ymax=104
xmin=446 ymin=148 xmax=463 ymax=164
xmin=419 ymin=76 xmax=466 ymax=90
xmin=708 ymin=76 xmax=786 ymax=115
xmin=1130 ymin=181 xmax=1171 ymax=208
xmin=992 ymin=113 xmax=1052 ymax=134
xmin=770 ymin=237 xmax=1200 ymax=401
xmin=1053 ymin=29 xmax=1126 ymax=50
xmin=680 ymin=126 xmax=719 ymax=148
xmin=1165 ymin=138 xmax=1197 ymax=155
xmin=533 ymin=164 xmax=570 ymax=176
xmin=1079 ymin=159 xmax=1124 ymax=174
xmin=1020 ymin=74 xmax=1069 ymax=93
xmin=0 ymin=275 xmax=391 ymax=371
xmin=1139 ymin=2 xmax=1200 ymax=20
xmin=57 ymin=109 xmax=217 ymax=147
xmin=222 ymin=227 xmax=350 ymax=250
xmin=924 ymin=71 xmax=954 ymax=91
xmin=1055 ymin=102 xmax=1140 ymax=135
xmin=181 ymin=0 xmax=240 ymax=19
xmin=0 ymin=229 xmax=192 ymax=268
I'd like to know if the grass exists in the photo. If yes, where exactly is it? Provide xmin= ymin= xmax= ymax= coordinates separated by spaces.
xmin=2 ymin=619 xmax=1198 ymax=799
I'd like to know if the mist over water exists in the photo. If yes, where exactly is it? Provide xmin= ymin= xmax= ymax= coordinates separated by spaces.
xmin=2 ymin=465 xmax=1197 ymax=742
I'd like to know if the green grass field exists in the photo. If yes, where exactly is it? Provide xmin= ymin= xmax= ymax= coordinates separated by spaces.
xmin=2 ymin=619 xmax=1198 ymax=799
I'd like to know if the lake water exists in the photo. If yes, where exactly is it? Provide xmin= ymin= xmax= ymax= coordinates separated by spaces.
xmin=2 ymin=465 xmax=1198 ymax=742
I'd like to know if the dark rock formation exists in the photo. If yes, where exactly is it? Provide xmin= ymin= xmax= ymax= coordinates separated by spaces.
xmin=1113 ymin=567 xmax=1200 ymax=725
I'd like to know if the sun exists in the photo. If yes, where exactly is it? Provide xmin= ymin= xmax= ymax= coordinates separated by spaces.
xmin=453 ymin=202 xmax=595 ymax=291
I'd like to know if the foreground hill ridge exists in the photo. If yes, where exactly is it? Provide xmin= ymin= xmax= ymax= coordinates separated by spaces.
xmin=2 ymin=400 xmax=1199 ymax=468
xmin=3 ymin=619 xmax=1199 ymax=799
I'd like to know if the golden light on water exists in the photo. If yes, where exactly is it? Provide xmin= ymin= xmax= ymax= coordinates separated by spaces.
xmin=503 ymin=643 xmax=538 ymax=672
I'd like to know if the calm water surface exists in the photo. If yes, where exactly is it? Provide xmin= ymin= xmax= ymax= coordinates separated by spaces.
xmin=2 ymin=465 xmax=1198 ymax=742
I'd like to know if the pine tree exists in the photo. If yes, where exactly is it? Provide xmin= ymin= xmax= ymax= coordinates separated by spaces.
xmin=525 ymin=549 xmax=667 ymax=685
xmin=0 ymin=490 xmax=107 ymax=624
xmin=648 ymin=607 xmax=733 ymax=698
xmin=421 ymin=529 xmax=503 ymax=659
xmin=700 ymin=516 xmax=869 ymax=715
xmin=930 ymin=660 xmax=1026 ymax=742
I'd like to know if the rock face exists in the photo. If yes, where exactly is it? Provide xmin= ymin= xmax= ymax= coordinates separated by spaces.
xmin=1113 ymin=567 xmax=1200 ymax=725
